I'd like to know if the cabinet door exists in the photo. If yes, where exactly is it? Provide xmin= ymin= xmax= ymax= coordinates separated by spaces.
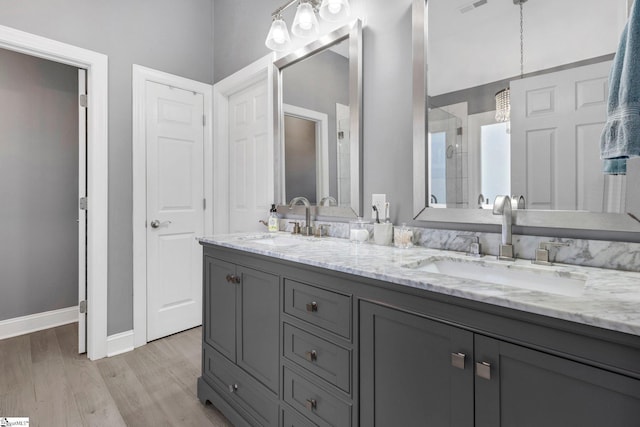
xmin=204 ymin=257 xmax=237 ymax=360
xmin=237 ymin=266 xmax=280 ymax=393
xmin=475 ymin=335 xmax=640 ymax=427
xmin=360 ymin=301 xmax=474 ymax=427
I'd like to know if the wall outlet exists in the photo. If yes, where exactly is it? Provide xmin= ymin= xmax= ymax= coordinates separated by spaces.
xmin=371 ymin=194 xmax=386 ymax=220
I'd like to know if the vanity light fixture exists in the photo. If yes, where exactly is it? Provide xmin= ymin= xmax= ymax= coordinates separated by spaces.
xmin=495 ymin=0 xmax=528 ymax=124
xmin=265 ymin=0 xmax=351 ymax=51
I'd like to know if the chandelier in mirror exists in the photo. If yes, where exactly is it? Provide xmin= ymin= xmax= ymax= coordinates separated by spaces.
xmin=495 ymin=0 xmax=528 ymax=123
xmin=265 ymin=0 xmax=351 ymax=52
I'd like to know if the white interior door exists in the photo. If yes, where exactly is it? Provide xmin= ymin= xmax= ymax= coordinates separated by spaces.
xmin=146 ymin=81 xmax=204 ymax=341
xmin=78 ymin=69 xmax=87 ymax=354
xmin=228 ymin=80 xmax=271 ymax=232
xmin=510 ymin=61 xmax=612 ymax=211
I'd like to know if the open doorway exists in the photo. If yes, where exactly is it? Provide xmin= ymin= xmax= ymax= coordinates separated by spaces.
xmin=0 ymin=24 xmax=108 ymax=360
xmin=0 ymin=47 xmax=87 ymax=351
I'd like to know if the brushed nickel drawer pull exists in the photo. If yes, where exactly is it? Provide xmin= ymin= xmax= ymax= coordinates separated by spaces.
xmin=305 ymin=350 xmax=318 ymax=362
xmin=305 ymin=398 xmax=317 ymax=411
xmin=306 ymin=301 xmax=318 ymax=312
xmin=228 ymin=383 xmax=238 ymax=393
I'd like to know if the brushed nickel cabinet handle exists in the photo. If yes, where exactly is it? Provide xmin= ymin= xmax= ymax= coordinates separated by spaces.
xmin=306 ymin=301 xmax=318 ymax=312
xmin=228 ymin=383 xmax=238 ymax=393
xmin=476 ymin=361 xmax=491 ymax=380
xmin=451 ymin=352 xmax=466 ymax=370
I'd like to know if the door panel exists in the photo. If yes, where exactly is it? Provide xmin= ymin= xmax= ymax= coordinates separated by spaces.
xmin=78 ymin=68 xmax=87 ymax=354
xmin=228 ymin=81 xmax=271 ymax=232
xmin=236 ymin=266 xmax=279 ymax=393
xmin=146 ymin=81 xmax=204 ymax=341
xmin=475 ymin=335 xmax=640 ymax=427
xmin=360 ymin=301 xmax=474 ymax=427
xmin=204 ymin=257 xmax=237 ymax=361
xmin=511 ymin=61 xmax=611 ymax=211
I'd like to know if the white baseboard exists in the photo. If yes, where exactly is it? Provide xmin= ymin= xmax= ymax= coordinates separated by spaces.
xmin=106 ymin=329 xmax=134 ymax=357
xmin=0 ymin=306 xmax=78 ymax=340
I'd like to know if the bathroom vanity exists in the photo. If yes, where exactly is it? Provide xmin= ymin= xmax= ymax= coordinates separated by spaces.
xmin=197 ymin=233 xmax=640 ymax=427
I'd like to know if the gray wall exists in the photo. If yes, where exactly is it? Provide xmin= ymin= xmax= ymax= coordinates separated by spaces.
xmin=214 ymin=0 xmax=415 ymax=222
xmin=283 ymin=49 xmax=350 ymax=200
xmin=0 ymin=48 xmax=78 ymax=321
xmin=285 ymin=116 xmax=317 ymax=202
xmin=0 ymin=0 xmax=214 ymax=335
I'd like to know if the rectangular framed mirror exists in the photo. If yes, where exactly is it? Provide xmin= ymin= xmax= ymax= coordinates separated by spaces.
xmin=413 ymin=0 xmax=640 ymax=236
xmin=273 ymin=19 xmax=362 ymax=218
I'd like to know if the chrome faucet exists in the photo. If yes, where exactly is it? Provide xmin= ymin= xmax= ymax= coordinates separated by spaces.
xmin=318 ymin=196 xmax=337 ymax=207
xmin=492 ymin=195 xmax=515 ymax=261
xmin=288 ymin=196 xmax=314 ymax=236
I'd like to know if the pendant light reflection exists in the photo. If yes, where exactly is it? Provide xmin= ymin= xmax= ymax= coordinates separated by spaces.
xmin=319 ymin=0 xmax=351 ymax=21
xmin=265 ymin=15 xmax=292 ymax=51
xmin=292 ymin=1 xmax=320 ymax=37
xmin=495 ymin=0 xmax=527 ymax=124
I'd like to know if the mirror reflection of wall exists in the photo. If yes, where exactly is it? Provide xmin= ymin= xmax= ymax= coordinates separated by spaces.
xmin=282 ymin=39 xmax=349 ymax=205
xmin=284 ymin=115 xmax=317 ymax=203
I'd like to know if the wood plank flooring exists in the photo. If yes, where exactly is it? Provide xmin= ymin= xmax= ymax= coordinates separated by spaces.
xmin=0 ymin=324 xmax=232 ymax=427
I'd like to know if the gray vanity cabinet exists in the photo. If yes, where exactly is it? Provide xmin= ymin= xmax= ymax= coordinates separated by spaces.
xmin=359 ymin=301 xmax=474 ymax=427
xmin=200 ymin=255 xmax=280 ymax=427
xmin=360 ymin=301 xmax=640 ymax=427
xmin=475 ymin=335 xmax=640 ymax=427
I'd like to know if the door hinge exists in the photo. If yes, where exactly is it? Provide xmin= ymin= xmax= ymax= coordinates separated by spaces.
xmin=79 ymin=94 xmax=88 ymax=108
xmin=457 ymin=127 xmax=463 ymax=136
xmin=203 ymin=198 xmax=207 ymax=210
xmin=79 ymin=197 xmax=88 ymax=210
xmin=79 ymin=300 xmax=87 ymax=314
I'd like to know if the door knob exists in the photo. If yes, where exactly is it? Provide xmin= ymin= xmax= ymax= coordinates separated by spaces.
xmin=150 ymin=220 xmax=171 ymax=229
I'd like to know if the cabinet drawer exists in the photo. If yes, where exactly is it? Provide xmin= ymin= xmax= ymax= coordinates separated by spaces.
xmin=283 ymin=323 xmax=351 ymax=393
xmin=284 ymin=279 xmax=351 ymax=339
xmin=282 ymin=404 xmax=317 ymax=427
xmin=283 ymin=367 xmax=351 ymax=427
xmin=203 ymin=344 xmax=279 ymax=427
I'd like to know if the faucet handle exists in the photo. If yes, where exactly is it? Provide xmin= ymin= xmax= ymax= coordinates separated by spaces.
xmin=533 ymin=241 xmax=569 ymax=265
xmin=456 ymin=235 xmax=482 ymax=257
xmin=315 ymin=224 xmax=331 ymax=237
xmin=288 ymin=221 xmax=301 ymax=235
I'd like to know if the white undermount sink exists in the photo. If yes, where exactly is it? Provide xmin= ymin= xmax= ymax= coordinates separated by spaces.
xmin=402 ymin=256 xmax=587 ymax=297
xmin=237 ymin=234 xmax=308 ymax=248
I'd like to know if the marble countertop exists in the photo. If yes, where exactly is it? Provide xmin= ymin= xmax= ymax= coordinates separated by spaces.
xmin=199 ymin=232 xmax=640 ymax=337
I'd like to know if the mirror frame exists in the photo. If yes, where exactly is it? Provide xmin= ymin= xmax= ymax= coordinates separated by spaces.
xmin=412 ymin=0 xmax=640 ymax=237
xmin=273 ymin=19 xmax=363 ymax=218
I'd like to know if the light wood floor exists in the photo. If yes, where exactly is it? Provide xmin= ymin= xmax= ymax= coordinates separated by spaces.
xmin=0 ymin=323 xmax=233 ymax=427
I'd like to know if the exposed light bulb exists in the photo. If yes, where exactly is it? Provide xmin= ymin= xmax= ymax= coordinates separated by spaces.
xmin=292 ymin=2 xmax=319 ymax=37
xmin=319 ymin=0 xmax=350 ymax=22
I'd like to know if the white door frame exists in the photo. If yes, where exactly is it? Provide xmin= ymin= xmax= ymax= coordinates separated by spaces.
xmin=282 ymin=103 xmax=329 ymax=203
xmin=132 ymin=65 xmax=213 ymax=348
xmin=0 ymin=25 xmax=109 ymax=360
xmin=213 ymin=54 xmax=274 ymax=234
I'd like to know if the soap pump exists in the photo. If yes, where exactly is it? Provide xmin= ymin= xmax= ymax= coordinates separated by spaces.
xmin=268 ymin=204 xmax=279 ymax=232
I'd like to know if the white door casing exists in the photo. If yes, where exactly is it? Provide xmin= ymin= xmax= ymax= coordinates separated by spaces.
xmin=0 ymin=24 xmax=109 ymax=360
xmin=78 ymin=68 xmax=87 ymax=354
xmin=213 ymin=54 xmax=274 ymax=235
xmin=510 ymin=61 xmax=613 ymax=211
xmin=132 ymin=65 xmax=213 ymax=348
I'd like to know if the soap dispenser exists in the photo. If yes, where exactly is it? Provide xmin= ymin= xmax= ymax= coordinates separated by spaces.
xmin=268 ymin=204 xmax=279 ymax=233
